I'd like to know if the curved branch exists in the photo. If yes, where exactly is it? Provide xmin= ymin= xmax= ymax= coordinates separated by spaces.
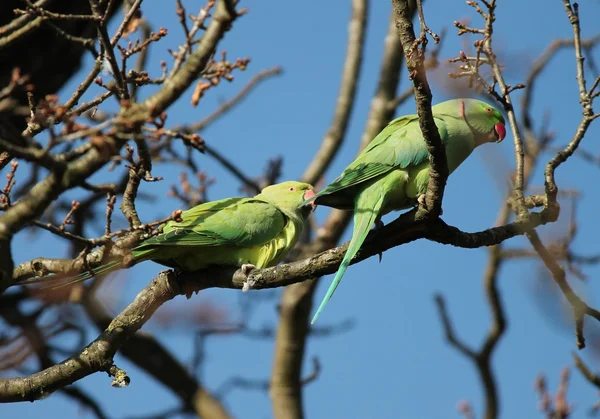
xmin=13 ymin=201 xmax=555 ymax=291
xmin=544 ymin=1 xmax=599 ymax=207
xmin=196 ymin=210 xmax=558 ymax=293
xmin=526 ymin=229 xmax=600 ymax=349
xmin=0 ymin=204 xmax=572 ymax=400
xmin=435 ymin=244 xmax=506 ymax=419
xmin=83 ymin=294 xmax=231 ymax=419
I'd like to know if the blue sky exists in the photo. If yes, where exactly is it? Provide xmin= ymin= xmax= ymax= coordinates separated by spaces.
xmin=4 ymin=0 xmax=600 ymax=418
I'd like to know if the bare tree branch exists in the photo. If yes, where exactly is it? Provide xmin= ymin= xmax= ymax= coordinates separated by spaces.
xmin=1 ymin=0 xmax=599 ymax=415
xmin=573 ymin=352 xmax=600 ymax=389
xmin=83 ymin=293 xmax=231 ymax=419
xmin=270 ymin=6 xmax=409 ymax=418
xmin=183 ymin=66 xmax=282 ymax=133
xmin=0 ymin=0 xmax=241 ymax=292
xmin=0 ymin=270 xmax=177 ymax=402
xmin=434 ymin=242 xmax=506 ymax=419
xmin=392 ymin=0 xmax=447 ymax=219
xmin=270 ymin=1 xmax=368 ymax=417
xmin=142 ymin=0 xmax=239 ymax=114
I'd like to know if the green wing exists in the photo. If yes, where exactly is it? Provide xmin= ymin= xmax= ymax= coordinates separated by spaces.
xmin=305 ymin=115 xmax=448 ymax=209
xmin=136 ymin=198 xmax=287 ymax=250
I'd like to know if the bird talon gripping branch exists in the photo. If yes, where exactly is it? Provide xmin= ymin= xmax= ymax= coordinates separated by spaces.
xmin=241 ymin=263 xmax=257 ymax=292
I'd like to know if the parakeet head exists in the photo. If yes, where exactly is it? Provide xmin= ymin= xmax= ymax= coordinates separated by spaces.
xmin=258 ymin=181 xmax=317 ymax=217
xmin=437 ymin=98 xmax=506 ymax=145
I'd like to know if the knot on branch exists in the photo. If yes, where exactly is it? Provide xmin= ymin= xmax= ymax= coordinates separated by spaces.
xmin=107 ymin=364 xmax=130 ymax=388
xmin=541 ymin=200 xmax=561 ymax=224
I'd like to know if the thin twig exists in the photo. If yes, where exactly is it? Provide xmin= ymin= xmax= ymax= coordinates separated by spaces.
xmin=183 ymin=66 xmax=282 ymax=132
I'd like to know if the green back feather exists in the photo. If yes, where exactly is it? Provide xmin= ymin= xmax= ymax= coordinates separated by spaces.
xmin=302 ymin=115 xmax=447 ymax=209
xmin=138 ymin=199 xmax=286 ymax=249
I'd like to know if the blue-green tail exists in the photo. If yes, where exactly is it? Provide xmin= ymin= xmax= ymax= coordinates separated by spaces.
xmin=310 ymin=194 xmax=385 ymax=324
xmin=36 ymin=247 xmax=157 ymax=289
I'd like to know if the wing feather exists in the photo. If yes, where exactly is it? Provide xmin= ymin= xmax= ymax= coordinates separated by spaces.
xmin=304 ymin=115 xmax=448 ymax=208
xmin=137 ymin=198 xmax=287 ymax=250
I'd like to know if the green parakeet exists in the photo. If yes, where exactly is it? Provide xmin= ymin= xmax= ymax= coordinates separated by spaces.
xmin=303 ymin=98 xmax=506 ymax=323
xmin=43 ymin=181 xmax=316 ymax=287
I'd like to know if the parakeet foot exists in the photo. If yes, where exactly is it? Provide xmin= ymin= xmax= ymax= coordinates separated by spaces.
xmin=241 ymin=263 xmax=257 ymax=292
xmin=174 ymin=269 xmax=198 ymax=300
xmin=416 ymin=194 xmax=443 ymax=215
xmin=241 ymin=263 xmax=256 ymax=275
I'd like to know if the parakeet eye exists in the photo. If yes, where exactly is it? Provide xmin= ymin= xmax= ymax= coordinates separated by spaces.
xmin=486 ymin=107 xmax=493 ymax=114
xmin=289 ymin=187 xmax=296 ymax=192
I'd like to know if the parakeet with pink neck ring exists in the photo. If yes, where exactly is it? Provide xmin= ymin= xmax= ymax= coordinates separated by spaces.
xmin=302 ymin=98 xmax=506 ymax=324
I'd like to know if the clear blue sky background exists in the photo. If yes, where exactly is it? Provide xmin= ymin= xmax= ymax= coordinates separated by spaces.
xmin=4 ymin=0 xmax=600 ymax=418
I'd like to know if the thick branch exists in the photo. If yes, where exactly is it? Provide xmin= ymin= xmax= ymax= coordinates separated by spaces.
xmin=83 ymin=293 xmax=231 ymax=418
xmin=200 ymin=209 xmax=549 ymax=292
xmin=270 ymin=0 xmax=369 ymax=411
xmin=3 ymin=204 xmax=557 ymax=398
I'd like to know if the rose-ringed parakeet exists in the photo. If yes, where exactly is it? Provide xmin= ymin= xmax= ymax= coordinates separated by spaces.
xmin=40 ymin=181 xmax=316 ymax=287
xmin=303 ymin=98 xmax=506 ymax=323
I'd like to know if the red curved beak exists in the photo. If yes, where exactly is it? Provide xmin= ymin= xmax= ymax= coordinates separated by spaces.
xmin=303 ymin=189 xmax=317 ymax=210
xmin=494 ymin=122 xmax=506 ymax=143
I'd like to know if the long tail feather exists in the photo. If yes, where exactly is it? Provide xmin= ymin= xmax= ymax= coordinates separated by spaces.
xmin=35 ymin=247 xmax=157 ymax=289
xmin=41 ymin=260 xmax=123 ymax=289
xmin=311 ymin=193 xmax=385 ymax=324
